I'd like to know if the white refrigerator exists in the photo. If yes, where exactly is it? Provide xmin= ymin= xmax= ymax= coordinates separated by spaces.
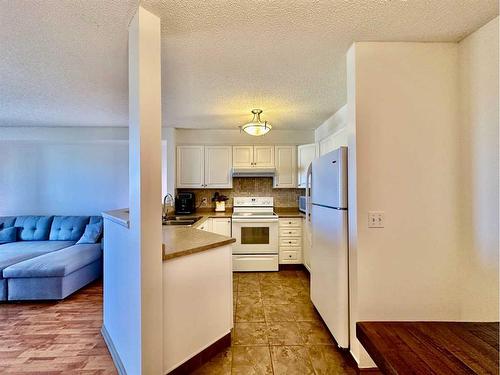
xmin=310 ymin=146 xmax=349 ymax=348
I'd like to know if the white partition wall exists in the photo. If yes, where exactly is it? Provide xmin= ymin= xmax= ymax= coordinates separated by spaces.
xmin=103 ymin=6 xmax=163 ymax=375
xmin=347 ymin=42 xmax=463 ymax=368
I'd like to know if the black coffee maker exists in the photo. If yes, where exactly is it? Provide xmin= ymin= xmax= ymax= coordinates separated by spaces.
xmin=175 ymin=192 xmax=196 ymax=214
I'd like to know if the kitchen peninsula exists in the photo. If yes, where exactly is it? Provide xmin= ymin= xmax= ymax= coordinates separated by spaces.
xmin=102 ymin=209 xmax=235 ymax=374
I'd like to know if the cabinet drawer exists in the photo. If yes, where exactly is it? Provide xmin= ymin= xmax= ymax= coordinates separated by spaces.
xmin=279 ymin=247 xmax=302 ymax=264
xmin=279 ymin=218 xmax=302 ymax=228
xmin=279 ymin=237 xmax=301 ymax=247
xmin=233 ymin=254 xmax=279 ymax=272
xmin=279 ymin=228 xmax=302 ymax=237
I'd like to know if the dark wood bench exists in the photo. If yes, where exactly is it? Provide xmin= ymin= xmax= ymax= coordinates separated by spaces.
xmin=357 ymin=321 xmax=499 ymax=374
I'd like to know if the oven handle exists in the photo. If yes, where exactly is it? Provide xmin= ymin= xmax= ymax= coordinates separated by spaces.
xmin=232 ymin=218 xmax=279 ymax=223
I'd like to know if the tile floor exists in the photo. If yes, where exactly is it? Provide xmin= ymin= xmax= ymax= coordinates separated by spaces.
xmin=192 ymin=270 xmax=357 ymax=374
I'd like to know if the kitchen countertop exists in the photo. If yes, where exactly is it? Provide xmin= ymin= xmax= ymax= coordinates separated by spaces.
xmin=102 ymin=207 xmax=304 ymax=261
xmin=102 ymin=208 xmax=130 ymax=227
xmin=162 ymin=226 xmax=235 ymax=261
xmin=102 ymin=208 xmax=235 ymax=260
xmin=195 ymin=207 xmax=305 ymax=218
xmin=274 ymin=207 xmax=305 ymax=218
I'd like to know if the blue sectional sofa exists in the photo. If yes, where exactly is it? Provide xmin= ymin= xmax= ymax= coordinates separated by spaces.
xmin=0 ymin=215 xmax=103 ymax=301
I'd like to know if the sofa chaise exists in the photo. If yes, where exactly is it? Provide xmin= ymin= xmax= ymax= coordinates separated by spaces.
xmin=0 ymin=215 xmax=103 ymax=301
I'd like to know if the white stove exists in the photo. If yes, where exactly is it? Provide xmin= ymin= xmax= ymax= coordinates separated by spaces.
xmin=231 ymin=197 xmax=279 ymax=272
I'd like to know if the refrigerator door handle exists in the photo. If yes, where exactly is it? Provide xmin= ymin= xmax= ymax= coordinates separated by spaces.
xmin=305 ymin=162 xmax=312 ymax=223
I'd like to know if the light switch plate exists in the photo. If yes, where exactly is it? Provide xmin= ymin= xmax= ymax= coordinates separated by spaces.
xmin=368 ymin=211 xmax=385 ymax=228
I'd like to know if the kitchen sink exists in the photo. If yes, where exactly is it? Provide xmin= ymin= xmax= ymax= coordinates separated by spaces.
xmin=162 ymin=215 xmax=203 ymax=226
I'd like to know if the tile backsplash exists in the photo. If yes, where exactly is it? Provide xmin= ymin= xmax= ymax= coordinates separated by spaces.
xmin=178 ymin=178 xmax=304 ymax=208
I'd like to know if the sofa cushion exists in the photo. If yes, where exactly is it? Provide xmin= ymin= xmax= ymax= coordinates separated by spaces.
xmin=0 ymin=227 xmax=17 ymax=244
xmin=0 ymin=217 xmax=16 ymax=229
xmin=76 ymin=223 xmax=103 ymax=244
xmin=0 ymin=241 xmax=75 ymax=278
xmin=3 ymin=243 xmax=102 ymax=278
xmin=89 ymin=216 xmax=103 ymax=225
xmin=14 ymin=216 xmax=53 ymax=241
xmin=89 ymin=216 xmax=104 ymax=240
xmin=49 ymin=216 xmax=90 ymax=241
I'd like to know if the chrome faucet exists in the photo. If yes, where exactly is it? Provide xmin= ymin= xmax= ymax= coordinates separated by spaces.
xmin=162 ymin=193 xmax=174 ymax=219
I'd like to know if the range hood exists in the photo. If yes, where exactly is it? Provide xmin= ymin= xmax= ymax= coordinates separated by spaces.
xmin=232 ymin=167 xmax=276 ymax=177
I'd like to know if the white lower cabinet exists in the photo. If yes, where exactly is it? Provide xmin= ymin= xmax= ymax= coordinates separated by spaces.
xmin=211 ymin=218 xmax=232 ymax=237
xmin=303 ymin=219 xmax=312 ymax=271
xmin=278 ymin=218 xmax=303 ymax=264
xmin=197 ymin=217 xmax=232 ymax=237
xmin=198 ymin=219 xmax=212 ymax=232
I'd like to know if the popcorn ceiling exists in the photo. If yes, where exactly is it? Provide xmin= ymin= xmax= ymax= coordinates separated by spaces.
xmin=1 ymin=0 xmax=497 ymax=129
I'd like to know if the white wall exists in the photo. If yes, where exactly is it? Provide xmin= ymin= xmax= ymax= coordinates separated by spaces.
xmin=0 ymin=126 xmax=175 ymax=216
xmin=0 ymin=136 xmax=128 ymax=216
xmin=314 ymin=105 xmax=348 ymax=155
xmin=347 ymin=42 xmax=463 ymax=367
xmin=175 ymin=128 xmax=314 ymax=145
xmin=458 ymin=16 xmax=499 ymax=320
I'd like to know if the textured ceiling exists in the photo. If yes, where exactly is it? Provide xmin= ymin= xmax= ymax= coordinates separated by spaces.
xmin=0 ymin=0 xmax=497 ymax=130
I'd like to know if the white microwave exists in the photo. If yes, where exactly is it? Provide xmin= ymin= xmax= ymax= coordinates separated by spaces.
xmin=299 ymin=196 xmax=307 ymax=213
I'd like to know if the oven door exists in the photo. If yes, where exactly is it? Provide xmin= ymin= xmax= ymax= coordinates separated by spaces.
xmin=231 ymin=219 xmax=278 ymax=254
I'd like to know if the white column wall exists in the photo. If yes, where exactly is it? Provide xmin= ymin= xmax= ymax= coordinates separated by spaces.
xmin=128 ymin=7 xmax=163 ymax=374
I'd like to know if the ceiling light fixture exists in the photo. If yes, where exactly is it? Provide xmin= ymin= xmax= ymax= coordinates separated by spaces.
xmin=240 ymin=109 xmax=272 ymax=136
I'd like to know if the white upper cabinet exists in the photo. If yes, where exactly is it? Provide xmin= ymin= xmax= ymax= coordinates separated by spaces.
xmin=274 ymin=145 xmax=297 ymax=188
xmin=177 ymin=145 xmax=205 ymax=188
xmin=319 ymin=128 xmax=347 ymax=156
xmin=177 ymin=145 xmax=232 ymax=189
xmin=204 ymin=146 xmax=233 ymax=188
xmin=297 ymin=143 xmax=317 ymax=188
xmin=232 ymin=145 xmax=275 ymax=168
xmin=254 ymin=146 xmax=275 ymax=167
xmin=232 ymin=146 xmax=254 ymax=168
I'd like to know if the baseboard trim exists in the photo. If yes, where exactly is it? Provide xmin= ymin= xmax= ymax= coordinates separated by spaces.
xmin=167 ymin=332 xmax=231 ymax=375
xmin=279 ymin=264 xmax=309 ymax=272
xmin=358 ymin=368 xmax=382 ymax=374
xmin=101 ymin=325 xmax=127 ymax=375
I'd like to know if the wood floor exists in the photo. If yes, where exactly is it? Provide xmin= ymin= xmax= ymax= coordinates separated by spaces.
xmin=0 ymin=271 xmax=358 ymax=375
xmin=0 ymin=280 xmax=117 ymax=374
xmin=357 ymin=321 xmax=500 ymax=375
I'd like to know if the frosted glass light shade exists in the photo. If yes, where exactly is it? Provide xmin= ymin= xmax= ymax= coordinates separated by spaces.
xmin=241 ymin=109 xmax=272 ymax=136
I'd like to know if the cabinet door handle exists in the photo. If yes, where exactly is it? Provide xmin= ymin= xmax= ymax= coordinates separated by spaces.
xmin=288 ymin=241 xmax=292 ymax=244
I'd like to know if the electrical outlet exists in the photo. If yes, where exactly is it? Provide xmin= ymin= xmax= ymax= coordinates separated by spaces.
xmin=368 ymin=211 xmax=385 ymax=228
xmin=201 ymin=198 xmax=208 ymax=206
